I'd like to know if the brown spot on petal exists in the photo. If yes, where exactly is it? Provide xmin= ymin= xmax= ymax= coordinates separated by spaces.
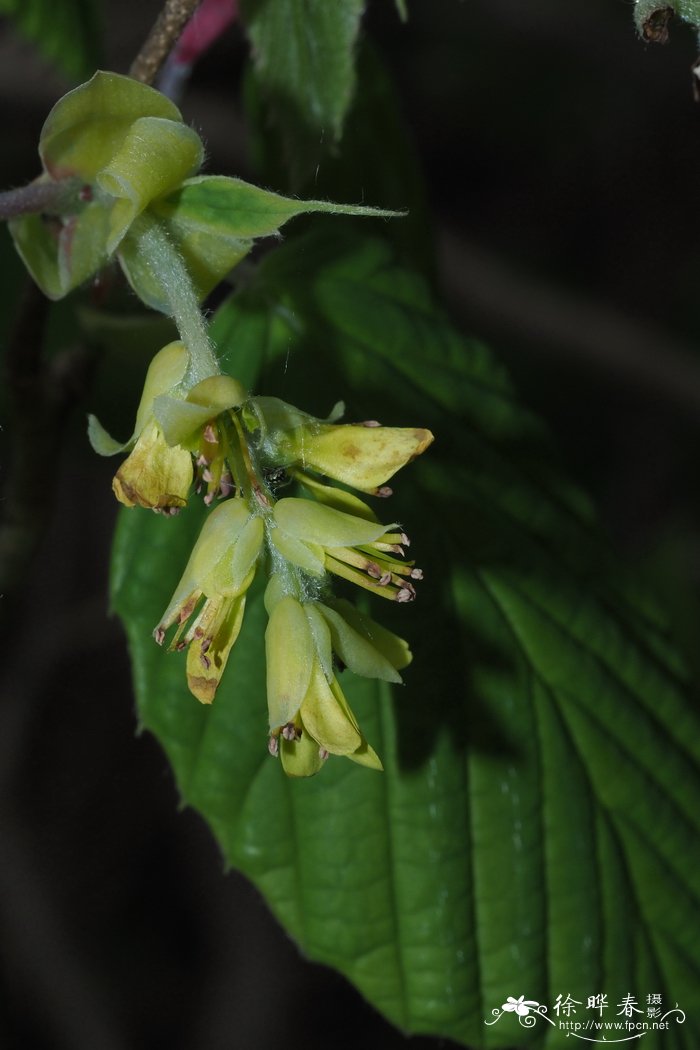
xmin=187 ymin=674 xmax=217 ymax=704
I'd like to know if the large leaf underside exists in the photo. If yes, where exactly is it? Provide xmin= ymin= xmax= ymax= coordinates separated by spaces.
xmin=112 ymin=231 xmax=700 ymax=1048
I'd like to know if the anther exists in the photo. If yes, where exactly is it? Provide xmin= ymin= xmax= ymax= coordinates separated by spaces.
xmin=202 ymin=468 xmax=213 ymax=483
xmin=204 ymin=492 xmax=214 ymax=506
xmin=200 ymin=653 xmax=211 ymax=670
xmin=375 ymin=486 xmax=393 ymax=498
xmin=319 ymin=748 xmax=329 ymax=761
xmin=268 ymin=736 xmax=279 ymax=757
xmin=282 ymin=722 xmax=301 ymax=741
xmin=362 ymin=420 xmax=381 ymax=427
xmin=154 ymin=627 xmax=165 ymax=646
xmin=396 ymin=587 xmax=415 ymax=603
xmin=410 ymin=568 xmax=423 ymax=580
xmin=379 ymin=572 xmax=392 ymax=586
xmin=367 ymin=563 xmax=383 ymax=579
xmin=79 ymin=185 xmax=93 ymax=202
xmin=203 ymin=424 xmax=217 ymax=444
xmin=400 ymin=532 xmax=410 ymax=547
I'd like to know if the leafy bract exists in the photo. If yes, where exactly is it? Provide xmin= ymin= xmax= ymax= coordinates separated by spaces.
xmin=112 ymin=230 xmax=700 ymax=1048
xmin=9 ymin=72 xmax=399 ymax=311
xmin=0 ymin=0 xmax=100 ymax=80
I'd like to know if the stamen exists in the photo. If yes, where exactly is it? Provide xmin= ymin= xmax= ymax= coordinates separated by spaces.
xmin=282 ymin=722 xmax=301 ymax=741
xmin=396 ymin=587 xmax=416 ymax=603
xmin=202 ymin=468 xmax=213 ymax=483
xmin=400 ymin=532 xmax=410 ymax=547
xmin=153 ymin=627 xmax=165 ymax=646
xmin=375 ymin=486 xmax=393 ymax=498
xmin=203 ymin=424 xmax=217 ymax=444
xmin=204 ymin=492 xmax=214 ymax=506
xmin=196 ymin=453 xmax=209 ymax=467
xmin=379 ymin=572 xmax=392 ymax=586
xmin=367 ymin=563 xmax=383 ymax=579
xmin=268 ymin=736 xmax=279 ymax=757
xmin=410 ymin=568 xmax=424 ymax=580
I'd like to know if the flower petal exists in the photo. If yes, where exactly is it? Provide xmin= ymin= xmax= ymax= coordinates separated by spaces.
xmin=303 ymin=604 xmax=334 ymax=682
xmin=186 ymin=592 xmax=246 ymax=704
xmin=153 ymin=374 xmax=246 ymax=446
xmin=265 ymin=596 xmax=314 ymax=729
xmin=300 ymin=664 xmax=362 ymax=756
xmin=274 ymin=498 xmax=394 ymax=548
xmin=112 ymin=420 xmax=192 ymax=509
xmin=328 ymin=598 xmax=412 ymax=672
xmin=268 ymin=528 xmax=326 ymax=576
xmin=315 ymin=602 xmax=403 ymax=684
xmin=279 ymin=725 xmax=325 ymax=778
xmin=283 ymin=423 xmax=434 ymax=493
xmin=157 ymin=499 xmax=253 ymax=627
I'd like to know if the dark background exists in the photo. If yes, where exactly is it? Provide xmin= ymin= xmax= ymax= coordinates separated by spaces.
xmin=2 ymin=1 xmax=700 ymax=1047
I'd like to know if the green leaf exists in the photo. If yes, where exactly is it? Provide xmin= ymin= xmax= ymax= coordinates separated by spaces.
xmin=240 ymin=0 xmax=365 ymax=183
xmin=0 ymin=0 xmax=100 ymax=81
xmin=244 ymin=41 xmax=434 ymax=274
xmin=112 ymin=230 xmax=700 ymax=1047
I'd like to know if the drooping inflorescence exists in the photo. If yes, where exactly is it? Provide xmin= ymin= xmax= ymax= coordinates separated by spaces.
xmin=5 ymin=69 xmax=433 ymax=777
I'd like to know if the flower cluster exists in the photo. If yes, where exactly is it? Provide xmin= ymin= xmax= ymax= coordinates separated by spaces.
xmin=6 ymin=71 xmax=433 ymax=778
xmin=106 ymin=344 xmax=433 ymax=775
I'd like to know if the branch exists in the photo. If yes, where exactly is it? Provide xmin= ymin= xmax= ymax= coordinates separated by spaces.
xmin=130 ymin=0 xmax=205 ymax=85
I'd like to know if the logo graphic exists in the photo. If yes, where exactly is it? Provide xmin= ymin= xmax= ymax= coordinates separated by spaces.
xmin=484 ymin=993 xmax=686 ymax=1043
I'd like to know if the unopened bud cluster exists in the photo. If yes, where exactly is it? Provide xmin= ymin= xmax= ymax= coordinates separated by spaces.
xmin=91 ymin=341 xmax=433 ymax=776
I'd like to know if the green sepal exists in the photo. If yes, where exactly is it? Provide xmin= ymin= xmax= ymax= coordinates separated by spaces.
xmin=39 ymin=70 xmax=186 ymax=180
xmin=97 ymin=117 xmax=204 ymax=253
xmin=9 ymin=198 xmax=110 ymax=300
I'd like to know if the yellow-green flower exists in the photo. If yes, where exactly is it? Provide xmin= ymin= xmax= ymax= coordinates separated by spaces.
xmin=88 ymin=341 xmax=246 ymax=511
xmin=251 ymin=395 xmax=434 ymax=496
xmin=264 ymin=586 xmax=411 ymax=776
xmin=154 ymin=498 xmax=264 ymax=703
xmin=270 ymin=497 xmax=422 ymax=602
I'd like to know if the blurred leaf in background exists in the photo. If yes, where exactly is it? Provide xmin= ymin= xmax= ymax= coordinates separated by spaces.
xmin=0 ymin=0 xmax=102 ymax=81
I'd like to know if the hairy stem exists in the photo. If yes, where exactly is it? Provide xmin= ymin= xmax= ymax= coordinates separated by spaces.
xmin=0 ymin=178 xmax=82 ymax=221
xmin=130 ymin=0 xmax=204 ymax=85
xmin=131 ymin=214 xmax=219 ymax=385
